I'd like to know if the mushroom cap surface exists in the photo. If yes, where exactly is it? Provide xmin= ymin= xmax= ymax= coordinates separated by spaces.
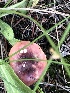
xmin=9 ymin=41 xmax=47 ymax=86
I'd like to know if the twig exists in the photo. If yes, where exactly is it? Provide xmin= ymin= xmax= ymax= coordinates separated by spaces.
xmin=40 ymin=82 xmax=70 ymax=92
xmin=0 ymin=8 xmax=69 ymax=17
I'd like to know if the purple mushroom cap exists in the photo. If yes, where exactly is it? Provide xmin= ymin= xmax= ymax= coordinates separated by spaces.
xmin=9 ymin=41 xmax=47 ymax=86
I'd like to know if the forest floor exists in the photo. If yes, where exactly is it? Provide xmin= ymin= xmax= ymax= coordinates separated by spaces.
xmin=0 ymin=0 xmax=70 ymax=93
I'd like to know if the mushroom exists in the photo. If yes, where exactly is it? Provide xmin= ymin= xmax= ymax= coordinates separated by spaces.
xmin=9 ymin=41 xmax=47 ymax=86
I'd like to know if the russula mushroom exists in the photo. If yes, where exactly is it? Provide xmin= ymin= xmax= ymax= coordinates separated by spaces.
xmin=9 ymin=41 xmax=47 ymax=86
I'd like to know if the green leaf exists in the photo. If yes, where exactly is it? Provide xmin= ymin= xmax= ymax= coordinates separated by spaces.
xmin=8 ymin=0 xmax=29 ymax=8
xmin=9 ymin=38 xmax=20 ymax=46
xmin=0 ymin=19 xmax=19 ymax=46
xmin=0 ymin=59 xmax=35 ymax=93
xmin=7 ymin=0 xmax=39 ymax=14
xmin=0 ymin=19 xmax=14 ymax=40
xmin=8 ymin=0 xmax=39 ymax=8
xmin=7 ymin=0 xmax=32 ymax=14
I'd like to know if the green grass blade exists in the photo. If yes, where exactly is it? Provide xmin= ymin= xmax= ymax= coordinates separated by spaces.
xmin=0 ymin=10 xmax=70 ymax=92
xmin=33 ymin=60 xmax=52 ymax=92
xmin=61 ymin=58 xmax=70 ymax=77
xmin=59 ymin=23 xmax=70 ymax=46
xmin=7 ymin=0 xmax=29 ymax=8
xmin=0 ymin=10 xmax=69 ymax=61
xmin=4 ymin=0 xmax=12 ymax=8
